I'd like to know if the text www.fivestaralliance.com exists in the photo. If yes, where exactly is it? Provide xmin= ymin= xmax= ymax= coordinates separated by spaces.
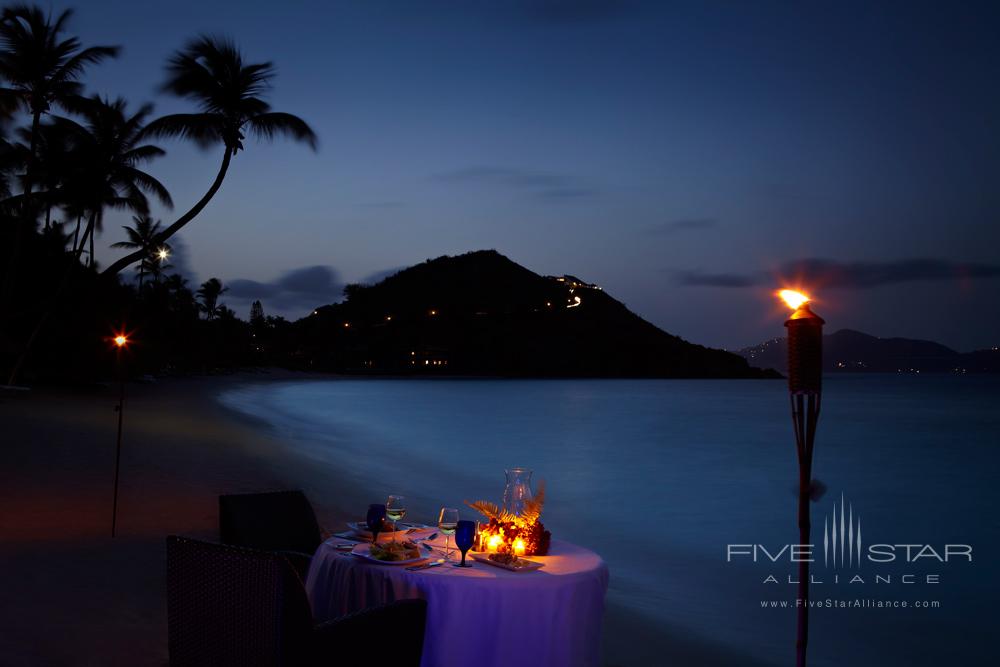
xmin=760 ymin=599 xmax=941 ymax=609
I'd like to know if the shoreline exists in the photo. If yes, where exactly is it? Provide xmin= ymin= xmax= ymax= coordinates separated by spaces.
xmin=0 ymin=371 xmax=774 ymax=666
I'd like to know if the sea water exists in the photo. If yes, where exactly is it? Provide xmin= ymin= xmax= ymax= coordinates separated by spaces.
xmin=220 ymin=375 xmax=999 ymax=666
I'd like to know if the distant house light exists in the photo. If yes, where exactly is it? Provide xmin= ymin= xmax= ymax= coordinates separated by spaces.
xmin=386 ymin=315 xmax=392 ymax=321
xmin=343 ymin=322 xmax=350 ymax=328
xmin=429 ymin=309 xmax=437 ymax=316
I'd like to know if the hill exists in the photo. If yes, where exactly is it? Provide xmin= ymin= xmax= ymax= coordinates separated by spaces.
xmin=291 ymin=250 xmax=777 ymax=378
xmin=739 ymin=329 xmax=1000 ymax=374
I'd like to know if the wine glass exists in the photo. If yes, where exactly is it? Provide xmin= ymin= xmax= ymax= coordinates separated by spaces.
xmin=366 ymin=503 xmax=386 ymax=544
xmin=386 ymin=495 xmax=406 ymax=542
xmin=453 ymin=520 xmax=476 ymax=568
xmin=438 ymin=508 xmax=459 ymax=560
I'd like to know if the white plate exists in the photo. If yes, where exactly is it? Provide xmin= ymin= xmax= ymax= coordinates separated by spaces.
xmin=346 ymin=521 xmax=413 ymax=541
xmin=470 ymin=553 xmax=545 ymax=572
xmin=351 ymin=542 xmax=427 ymax=566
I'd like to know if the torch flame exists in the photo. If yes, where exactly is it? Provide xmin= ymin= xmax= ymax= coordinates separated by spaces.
xmin=779 ymin=289 xmax=810 ymax=310
xmin=114 ymin=335 xmax=128 ymax=347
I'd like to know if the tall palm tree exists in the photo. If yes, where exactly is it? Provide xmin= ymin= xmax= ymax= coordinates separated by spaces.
xmin=56 ymin=96 xmax=173 ymax=267
xmin=109 ymin=214 xmax=163 ymax=289
xmin=102 ymin=36 xmax=317 ymax=277
xmin=196 ymin=277 xmax=227 ymax=320
xmin=0 ymin=4 xmax=119 ymax=199
xmin=4 ymin=98 xmax=171 ymax=385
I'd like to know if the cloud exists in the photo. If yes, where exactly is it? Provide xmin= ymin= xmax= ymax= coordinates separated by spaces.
xmin=513 ymin=0 xmax=637 ymax=24
xmin=434 ymin=166 xmax=596 ymax=200
xmin=673 ymin=258 xmax=1000 ymax=289
xmin=645 ymin=218 xmax=718 ymax=235
xmin=778 ymin=258 xmax=1000 ymax=289
xmin=227 ymin=265 xmax=343 ymax=317
xmin=674 ymin=270 xmax=758 ymax=288
xmin=362 ymin=201 xmax=404 ymax=208
xmin=360 ymin=266 xmax=407 ymax=285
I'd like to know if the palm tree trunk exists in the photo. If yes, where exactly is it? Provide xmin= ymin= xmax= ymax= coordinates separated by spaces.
xmin=73 ymin=215 xmax=81 ymax=249
xmin=89 ymin=226 xmax=95 ymax=268
xmin=5 ymin=211 xmax=96 ymax=385
xmin=102 ymin=148 xmax=233 ymax=278
xmin=0 ymin=110 xmax=43 ymax=310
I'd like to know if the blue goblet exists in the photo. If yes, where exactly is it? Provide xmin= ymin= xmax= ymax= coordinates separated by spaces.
xmin=367 ymin=503 xmax=386 ymax=544
xmin=453 ymin=520 xmax=476 ymax=568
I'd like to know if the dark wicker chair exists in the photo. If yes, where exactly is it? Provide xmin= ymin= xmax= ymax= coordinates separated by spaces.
xmin=166 ymin=535 xmax=427 ymax=667
xmin=219 ymin=490 xmax=323 ymax=579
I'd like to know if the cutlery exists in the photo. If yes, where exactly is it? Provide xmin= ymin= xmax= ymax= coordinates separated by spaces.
xmin=406 ymin=558 xmax=445 ymax=571
xmin=417 ymin=533 xmax=438 ymax=551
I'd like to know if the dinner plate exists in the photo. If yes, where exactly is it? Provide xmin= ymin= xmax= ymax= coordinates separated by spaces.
xmin=346 ymin=521 xmax=413 ymax=541
xmin=470 ymin=553 xmax=545 ymax=572
xmin=351 ymin=542 xmax=427 ymax=566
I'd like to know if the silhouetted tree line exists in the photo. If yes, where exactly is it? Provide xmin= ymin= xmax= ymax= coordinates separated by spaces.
xmin=0 ymin=4 xmax=315 ymax=385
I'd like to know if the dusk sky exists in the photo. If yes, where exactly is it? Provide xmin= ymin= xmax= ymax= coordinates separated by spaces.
xmin=70 ymin=0 xmax=1000 ymax=351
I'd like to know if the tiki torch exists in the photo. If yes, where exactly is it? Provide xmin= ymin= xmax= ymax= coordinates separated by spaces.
xmin=111 ymin=332 xmax=128 ymax=537
xmin=780 ymin=289 xmax=824 ymax=667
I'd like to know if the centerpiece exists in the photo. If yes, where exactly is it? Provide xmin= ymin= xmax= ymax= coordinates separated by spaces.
xmin=466 ymin=468 xmax=551 ymax=556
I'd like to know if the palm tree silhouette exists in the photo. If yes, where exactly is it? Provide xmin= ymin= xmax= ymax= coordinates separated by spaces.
xmin=0 ymin=5 xmax=118 ymax=299
xmin=196 ymin=277 xmax=228 ymax=320
xmin=110 ymin=214 xmax=164 ymax=290
xmin=0 ymin=5 xmax=118 ymax=195
xmin=55 ymin=96 xmax=172 ymax=267
xmin=4 ymin=97 xmax=171 ymax=384
xmin=102 ymin=36 xmax=317 ymax=277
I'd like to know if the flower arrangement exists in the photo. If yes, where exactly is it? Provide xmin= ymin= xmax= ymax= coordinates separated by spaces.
xmin=466 ymin=481 xmax=551 ymax=556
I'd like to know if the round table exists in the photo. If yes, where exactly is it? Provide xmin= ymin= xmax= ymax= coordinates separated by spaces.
xmin=305 ymin=536 xmax=609 ymax=667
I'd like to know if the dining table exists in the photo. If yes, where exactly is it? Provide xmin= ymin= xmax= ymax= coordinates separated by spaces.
xmin=305 ymin=528 xmax=610 ymax=667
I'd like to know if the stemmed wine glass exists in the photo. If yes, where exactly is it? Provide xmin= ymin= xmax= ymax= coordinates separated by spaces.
xmin=453 ymin=520 xmax=476 ymax=568
xmin=366 ymin=504 xmax=386 ymax=544
xmin=438 ymin=508 xmax=459 ymax=560
xmin=386 ymin=495 xmax=406 ymax=542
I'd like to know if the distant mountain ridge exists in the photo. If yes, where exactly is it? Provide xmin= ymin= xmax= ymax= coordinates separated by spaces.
xmin=739 ymin=328 xmax=1000 ymax=374
xmin=292 ymin=250 xmax=777 ymax=378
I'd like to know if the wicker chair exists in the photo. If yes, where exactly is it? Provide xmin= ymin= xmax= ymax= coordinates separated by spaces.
xmin=166 ymin=535 xmax=427 ymax=667
xmin=219 ymin=490 xmax=323 ymax=578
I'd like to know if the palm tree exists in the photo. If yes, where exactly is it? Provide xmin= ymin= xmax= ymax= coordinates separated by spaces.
xmin=102 ymin=36 xmax=317 ymax=277
xmin=56 ymin=96 xmax=173 ymax=267
xmin=3 ymin=98 xmax=171 ymax=384
xmin=0 ymin=5 xmax=119 ymax=199
xmin=196 ymin=277 xmax=228 ymax=320
xmin=109 ymin=214 xmax=163 ymax=289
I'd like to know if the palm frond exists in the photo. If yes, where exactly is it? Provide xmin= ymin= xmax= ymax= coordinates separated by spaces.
xmin=246 ymin=112 xmax=317 ymax=150
xmin=465 ymin=500 xmax=503 ymax=522
xmin=142 ymin=113 xmax=224 ymax=148
xmin=520 ymin=480 xmax=546 ymax=525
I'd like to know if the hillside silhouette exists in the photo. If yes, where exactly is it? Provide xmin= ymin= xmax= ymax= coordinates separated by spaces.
xmin=740 ymin=328 xmax=1000 ymax=374
xmin=293 ymin=250 xmax=777 ymax=378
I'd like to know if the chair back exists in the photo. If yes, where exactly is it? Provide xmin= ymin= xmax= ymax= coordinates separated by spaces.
xmin=166 ymin=535 xmax=314 ymax=667
xmin=219 ymin=490 xmax=322 ymax=554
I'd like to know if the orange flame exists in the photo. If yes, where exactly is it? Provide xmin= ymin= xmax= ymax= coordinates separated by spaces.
xmin=778 ymin=289 xmax=810 ymax=310
xmin=114 ymin=335 xmax=128 ymax=348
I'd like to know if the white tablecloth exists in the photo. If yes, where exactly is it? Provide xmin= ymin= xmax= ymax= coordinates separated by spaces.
xmin=305 ymin=536 xmax=609 ymax=667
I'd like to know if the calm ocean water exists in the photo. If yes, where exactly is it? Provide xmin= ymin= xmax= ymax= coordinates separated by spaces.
xmin=220 ymin=375 xmax=999 ymax=666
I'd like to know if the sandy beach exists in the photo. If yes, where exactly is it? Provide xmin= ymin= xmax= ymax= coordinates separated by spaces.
xmin=1 ymin=372 xmax=772 ymax=667
xmin=0 ymin=371 xmax=352 ymax=667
